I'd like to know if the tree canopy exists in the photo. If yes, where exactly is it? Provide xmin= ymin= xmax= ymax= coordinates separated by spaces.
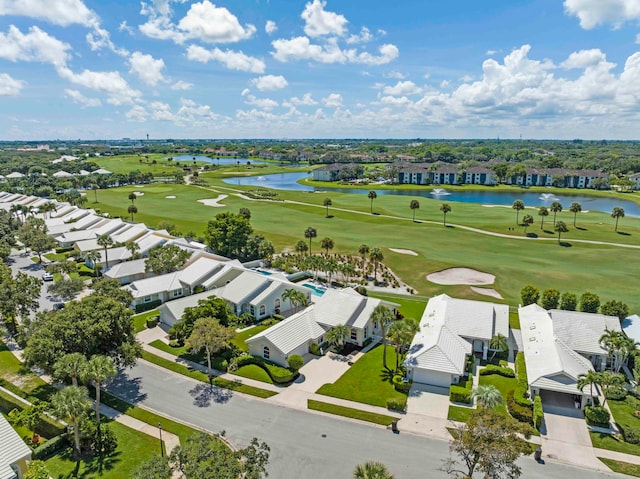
xmin=205 ymin=212 xmax=268 ymax=260
xmin=145 ymin=244 xmax=191 ymax=275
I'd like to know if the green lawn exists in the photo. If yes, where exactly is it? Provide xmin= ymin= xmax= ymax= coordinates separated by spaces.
xmin=447 ymin=405 xmax=474 ymax=423
xmin=231 ymin=325 xmax=269 ymax=352
xmin=479 ymin=373 xmax=517 ymax=415
xmin=367 ymin=292 xmax=427 ymax=320
xmin=45 ymin=421 xmax=158 ymax=479
xmin=599 ymin=457 xmax=640 ymax=477
xmin=316 ymin=344 xmax=407 ymax=408
xmin=308 ymin=399 xmax=398 ymax=426
xmin=590 ymin=396 xmax=640 ymax=455
xmin=147 ymin=340 xmax=227 ymax=371
xmin=132 ymin=309 xmax=158 ymax=333
xmin=140 ymin=351 xmax=276 ymax=399
xmin=0 ymin=341 xmax=56 ymax=401
xmin=233 ymin=364 xmax=273 ymax=384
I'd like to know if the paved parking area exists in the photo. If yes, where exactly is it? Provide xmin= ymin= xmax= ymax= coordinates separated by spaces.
xmin=7 ymin=249 xmax=58 ymax=312
xmin=406 ymin=384 xmax=451 ymax=419
xmin=288 ymin=352 xmax=353 ymax=393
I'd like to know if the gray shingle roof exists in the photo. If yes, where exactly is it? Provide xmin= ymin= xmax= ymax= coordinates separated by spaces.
xmin=549 ymin=309 xmax=621 ymax=355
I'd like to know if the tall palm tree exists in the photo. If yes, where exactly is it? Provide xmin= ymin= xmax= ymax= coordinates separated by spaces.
xmin=51 ymin=386 xmax=91 ymax=459
xmin=85 ymin=250 xmax=101 ymax=275
xmin=522 ymin=214 xmax=534 ymax=234
xmin=353 ymin=461 xmax=394 ymax=479
xmin=611 ymin=207 xmax=625 ymax=232
xmin=599 ymin=371 xmax=625 ymax=407
xmin=472 ymin=384 xmax=503 ymax=409
xmin=538 ymin=206 xmax=549 ymax=230
xmin=128 ymin=192 xmax=137 ymax=204
xmin=326 ymin=325 xmax=350 ymax=350
xmin=295 ymin=240 xmax=308 ymax=256
xmin=512 ymin=200 xmax=525 ymax=225
xmin=489 ymin=333 xmax=508 ymax=361
xmin=91 ymin=183 xmax=99 ymax=203
xmin=550 ymin=201 xmax=563 ymax=225
xmin=370 ymin=305 xmax=395 ymax=370
xmin=386 ymin=318 xmax=418 ymax=371
xmin=53 ymin=353 xmax=87 ymax=387
xmin=440 ymin=203 xmax=451 ymax=226
xmin=409 ymin=200 xmax=420 ymax=222
xmin=283 ymin=289 xmax=307 ymax=314
xmin=96 ymin=234 xmax=113 ymax=270
xmin=323 ymin=197 xmax=332 ymax=217
xmin=368 ymin=190 xmax=377 ymax=214
xmin=128 ymin=204 xmax=138 ymax=221
xmin=577 ymin=370 xmax=602 ymax=401
xmin=358 ymin=244 xmax=370 ymax=271
xmin=82 ymin=355 xmax=117 ymax=423
xmin=569 ymin=202 xmax=582 ymax=227
xmin=304 ymin=226 xmax=317 ymax=255
xmin=554 ymin=221 xmax=568 ymax=244
xmin=320 ymin=237 xmax=334 ymax=255
xmin=125 ymin=241 xmax=140 ymax=260
xmin=369 ymin=248 xmax=383 ymax=283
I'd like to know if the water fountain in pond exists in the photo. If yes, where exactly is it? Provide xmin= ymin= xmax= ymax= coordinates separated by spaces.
xmin=257 ymin=176 xmax=266 ymax=181
xmin=430 ymin=188 xmax=451 ymax=195
xmin=539 ymin=193 xmax=559 ymax=201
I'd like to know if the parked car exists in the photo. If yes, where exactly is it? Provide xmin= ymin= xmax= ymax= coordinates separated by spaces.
xmin=42 ymin=272 xmax=53 ymax=281
xmin=52 ymin=303 xmax=65 ymax=311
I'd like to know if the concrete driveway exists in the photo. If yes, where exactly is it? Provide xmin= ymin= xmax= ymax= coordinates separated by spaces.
xmin=407 ymin=384 xmax=450 ymax=419
xmin=7 ymin=248 xmax=58 ymax=312
xmin=287 ymin=352 xmax=352 ymax=394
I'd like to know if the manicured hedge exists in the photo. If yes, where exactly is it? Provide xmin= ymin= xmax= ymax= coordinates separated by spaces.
xmin=585 ymin=405 xmax=610 ymax=428
xmin=480 ymin=365 xmax=515 ymax=378
xmin=514 ymin=352 xmax=533 ymax=409
xmin=32 ymin=434 xmax=69 ymax=459
xmin=533 ymin=395 xmax=543 ymax=429
xmin=392 ymin=375 xmax=412 ymax=393
xmin=386 ymin=398 xmax=407 ymax=412
xmin=234 ymin=355 xmax=297 ymax=384
xmin=0 ymin=390 xmax=66 ymax=438
xmin=605 ymin=386 xmax=627 ymax=401
xmin=309 ymin=343 xmax=322 ymax=356
xmin=135 ymin=299 xmax=162 ymax=313
xmin=363 ymin=337 xmax=373 ymax=347
xmin=450 ymin=386 xmax=472 ymax=404
xmin=506 ymin=390 xmax=533 ymax=425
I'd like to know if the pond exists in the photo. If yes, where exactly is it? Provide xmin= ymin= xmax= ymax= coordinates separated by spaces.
xmin=172 ymin=155 xmax=269 ymax=165
xmin=222 ymin=172 xmax=640 ymax=216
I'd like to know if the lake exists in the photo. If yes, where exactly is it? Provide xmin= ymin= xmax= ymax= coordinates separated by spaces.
xmin=172 ymin=155 xmax=269 ymax=165
xmin=222 ymin=172 xmax=640 ymax=217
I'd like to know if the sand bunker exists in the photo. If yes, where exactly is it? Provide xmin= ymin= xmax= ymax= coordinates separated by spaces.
xmin=133 ymin=191 xmax=144 ymax=196
xmin=470 ymin=287 xmax=503 ymax=299
xmin=165 ymin=195 xmax=176 ymax=199
xmin=198 ymin=195 xmax=228 ymax=208
xmin=427 ymin=268 xmax=495 ymax=285
xmin=389 ymin=248 xmax=418 ymax=256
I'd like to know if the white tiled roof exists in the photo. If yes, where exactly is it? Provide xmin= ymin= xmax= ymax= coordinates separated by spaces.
xmin=213 ymin=271 xmax=269 ymax=304
xmin=405 ymin=324 xmax=471 ymax=375
xmin=134 ymin=233 xmax=167 ymax=254
xmin=104 ymin=258 xmax=147 ymax=279
xmin=178 ymin=256 xmax=225 ymax=287
xmin=622 ymin=315 xmax=640 ymax=343
xmin=111 ymin=224 xmax=148 ymax=244
xmin=0 ymin=415 xmax=30 ymax=479
xmin=126 ymin=271 xmax=182 ymax=298
xmin=314 ymin=288 xmax=365 ymax=328
xmin=549 ymin=309 xmax=621 ymax=355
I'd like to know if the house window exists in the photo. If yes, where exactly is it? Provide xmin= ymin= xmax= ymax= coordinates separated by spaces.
xmin=373 ymin=321 xmax=378 ymax=329
xmin=350 ymin=330 xmax=357 ymax=341
xmin=364 ymin=326 xmax=368 ymax=338
xmin=275 ymin=298 xmax=280 ymax=309
xmin=263 ymin=346 xmax=270 ymax=359
xmin=172 ymin=289 xmax=182 ymax=297
xmin=259 ymin=305 xmax=266 ymax=316
xmin=143 ymin=295 xmax=152 ymax=303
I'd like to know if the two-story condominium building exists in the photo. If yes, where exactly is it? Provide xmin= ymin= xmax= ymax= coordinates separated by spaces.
xmin=396 ymin=163 xmax=496 ymax=186
xmin=506 ymin=168 xmax=608 ymax=188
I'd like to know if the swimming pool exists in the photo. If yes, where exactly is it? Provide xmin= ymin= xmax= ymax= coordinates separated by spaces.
xmin=254 ymin=269 xmax=273 ymax=276
xmin=302 ymin=283 xmax=327 ymax=297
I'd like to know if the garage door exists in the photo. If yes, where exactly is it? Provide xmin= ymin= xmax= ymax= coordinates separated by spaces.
xmin=411 ymin=368 xmax=452 ymax=388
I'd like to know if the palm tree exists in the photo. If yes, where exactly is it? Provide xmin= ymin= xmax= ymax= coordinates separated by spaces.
xmin=128 ymin=192 xmax=137 ymax=204
xmin=512 ymin=200 xmax=525 ymax=225
xmin=611 ymin=207 xmax=625 ymax=232
xmin=440 ymin=203 xmax=451 ymax=226
xmin=295 ymin=240 xmax=308 ymax=256
xmin=358 ymin=244 xmax=370 ymax=271
xmin=320 ymin=237 xmax=334 ymax=255
xmin=409 ymin=200 xmax=420 ymax=222
xmin=128 ymin=204 xmax=138 ymax=221
xmin=472 ymin=384 xmax=503 ymax=409
xmin=550 ymin=201 xmax=563 ymax=225
xmin=85 ymin=250 xmax=101 ymax=275
xmin=326 ymin=325 xmax=350 ymax=351
xmin=323 ymin=198 xmax=332 ymax=217
xmin=369 ymin=248 xmax=383 ymax=283
xmin=304 ymin=226 xmax=317 ymax=255
xmin=53 ymin=353 xmax=87 ymax=387
xmin=386 ymin=318 xmax=418 ymax=371
xmin=569 ymin=202 xmax=582 ymax=227
xmin=353 ymin=461 xmax=394 ymax=479
xmin=522 ymin=214 xmax=534 ymax=234
xmin=577 ymin=370 xmax=602 ymax=401
xmin=599 ymin=371 xmax=625 ymax=406
xmin=51 ymin=386 xmax=91 ymax=459
xmin=554 ymin=221 xmax=568 ymax=244
xmin=538 ymin=206 xmax=549 ymax=230
xmin=370 ymin=305 xmax=395 ymax=370
xmin=368 ymin=190 xmax=377 ymax=214
xmin=125 ymin=241 xmax=140 ymax=260
xmin=283 ymin=289 xmax=307 ymax=314
xmin=97 ymin=234 xmax=114 ymax=270
xmin=91 ymin=183 xmax=99 ymax=203
xmin=489 ymin=333 xmax=508 ymax=361
xmin=82 ymin=355 xmax=117 ymax=423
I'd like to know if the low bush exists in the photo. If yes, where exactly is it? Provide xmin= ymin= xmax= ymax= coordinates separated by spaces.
xmin=135 ymin=299 xmax=162 ymax=314
xmin=287 ymin=354 xmax=304 ymax=371
xmin=146 ymin=317 xmax=159 ymax=328
xmin=32 ymin=434 xmax=69 ymax=460
xmin=450 ymin=385 xmax=472 ymax=404
xmin=233 ymin=355 xmax=297 ymax=384
xmin=533 ymin=395 xmax=544 ymax=429
xmin=386 ymin=398 xmax=406 ymax=412
xmin=605 ymin=386 xmax=628 ymax=401
xmin=261 ymin=318 xmax=280 ymax=327
xmin=0 ymin=390 xmax=66 ymax=438
xmin=623 ymin=427 xmax=640 ymax=445
xmin=362 ymin=337 xmax=373 ymax=347
xmin=392 ymin=375 xmax=412 ymax=393
xmin=498 ymin=360 xmax=509 ymax=368
xmin=356 ymin=286 xmax=367 ymax=296
xmin=584 ymin=406 xmax=610 ymax=427
xmin=480 ymin=365 xmax=515 ymax=378
xmin=309 ymin=343 xmax=322 ymax=356
xmin=506 ymin=390 xmax=533 ymax=425
xmin=466 ymin=355 xmax=475 ymax=374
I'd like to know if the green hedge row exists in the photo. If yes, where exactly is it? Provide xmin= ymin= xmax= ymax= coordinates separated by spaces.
xmin=450 ymin=372 xmax=473 ymax=404
xmin=585 ymin=405 xmax=610 ymax=428
xmin=506 ymin=390 xmax=533 ymax=425
xmin=33 ymin=434 xmax=70 ymax=459
xmin=392 ymin=375 xmax=412 ymax=393
xmin=514 ymin=352 xmax=532 ymax=409
xmin=234 ymin=355 xmax=297 ymax=384
xmin=135 ymin=299 xmax=162 ymax=314
xmin=0 ymin=389 xmax=66 ymax=438
xmin=386 ymin=398 xmax=407 ymax=412
xmin=533 ymin=395 xmax=543 ymax=429
xmin=479 ymin=365 xmax=515 ymax=378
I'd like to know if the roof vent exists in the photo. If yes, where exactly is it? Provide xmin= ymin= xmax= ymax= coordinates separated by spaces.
xmin=529 ymin=324 xmax=536 ymax=330
xmin=529 ymin=337 xmax=536 ymax=342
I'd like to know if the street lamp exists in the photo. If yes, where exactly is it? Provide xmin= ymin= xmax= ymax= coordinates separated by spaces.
xmin=158 ymin=422 xmax=163 ymax=457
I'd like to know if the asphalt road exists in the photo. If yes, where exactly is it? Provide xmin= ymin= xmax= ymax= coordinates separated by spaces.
xmin=7 ymin=249 xmax=58 ymax=312
xmin=110 ymin=361 xmax=623 ymax=479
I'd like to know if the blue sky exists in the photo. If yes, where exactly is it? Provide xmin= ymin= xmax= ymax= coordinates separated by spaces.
xmin=1 ymin=0 xmax=640 ymax=140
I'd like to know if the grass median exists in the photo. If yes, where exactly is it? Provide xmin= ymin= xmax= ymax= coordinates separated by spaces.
xmin=140 ymin=350 xmax=277 ymax=399
xmin=308 ymin=399 xmax=398 ymax=426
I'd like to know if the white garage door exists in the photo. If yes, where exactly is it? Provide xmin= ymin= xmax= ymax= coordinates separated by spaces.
xmin=411 ymin=368 xmax=452 ymax=388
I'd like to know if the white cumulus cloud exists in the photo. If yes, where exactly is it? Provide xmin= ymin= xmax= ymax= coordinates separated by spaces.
xmin=128 ymin=51 xmax=166 ymax=86
xmin=65 ymin=89 xmax=101 ymax=107
xmin=171 ymin=80 xmax=193 ymax=90
xmin=244 ymin=94 xmax=278 ymax=110
xmin=186 ymin=45 xmax=265 ymax=73
xmin=289 ymin=93 xmax=317 ymax=106
xmin=0 ymin=73 xmax=25 ymax=96
xmin=0 ymin=0 xmax=97 ymax=27
xmin=272 ymin=36 xmax=398 ymax=65
xmin=0 ymin=25 xmax=71 ymax=68
xmin=58 ymin=67 xmax=142 ymax=106
xmin=250 ymin=75 xmax=288 ymax=91
xmin=322 ymin=92 xmax=342 ymax=108
xmin=301 ymin=0 xmax=348 ymax=38
xmin=265 ymin=20 xmax=277 ymax=35
xmin=564 ymin=0 xmax=640 ymax=29
xmin=383 ymin=80 xmax=422 ymax=96
xmin=347 ymin=27 xmax=372 ymax=44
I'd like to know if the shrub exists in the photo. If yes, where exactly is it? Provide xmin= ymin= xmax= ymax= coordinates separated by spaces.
xmin=309 ymin=343 xmax=321 ymax=356
xmin=234 ymin=355 xmax=297 ymax=384
xmin=392 ymin=375 xmax=412 ymax=393
xmin=480 ymin=365 xmax=515 ymax=378
xmin=287 ymin=354 xmax=304 ymax=371
xmin=624 ymin=427 xmax=640 ymax=445
xmin=386 ymin=398 xmax=406 ymax=412
xmin=498 ymin=359 xmax=509 ymax=368
xmin=362 ymin=337 xmax=373 ymax=347
xmin=146 ymin=317 xmax=159 ymax=328
xmin=466 ymin=355 xmax=475 ymax=374
xmin=506 ymin=390 xmax=533 ymax=425
xmin=135 ymin=299 xmax=162 ymax=314
xmin=605 ymin=386 xmax=627 ymax=401
xmin=584 ymin=406 xmax=611 ymax=427
xmin=450 ymin=385 xmax=472 ymax=404
xmin=533 ymin=395 xmax=543 ymax=429
xmin=0 ymin=390 xmax=65 ymax=438
xmin=356 ymin=286 xmax=368 ymax=296
xmin=261 ymin=318 xmax=280 ymax=327
xmin=32 ymin=434 xmax=69 ymax=460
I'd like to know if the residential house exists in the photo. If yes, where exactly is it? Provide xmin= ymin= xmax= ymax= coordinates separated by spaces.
xmin=246 ymin=288 xmax=398 ymax=368
xmin=0 ymin=414 xmax=32 ymax=479
xmin=630 ymin=173 xmax=640 ymax=190
xmin=103 ymin=258 xmax=149 ymax=285
xmin=312 ymin=163 xmax=347 ymax=181
xmin=405 ymin=294 xmax=509 ymax=387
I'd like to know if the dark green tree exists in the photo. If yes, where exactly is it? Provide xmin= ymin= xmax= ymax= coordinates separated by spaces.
xmin=550 ymin=201 xmax=563 ymax=225
xmin=512 ymin=200 xmax=524 ymax=225
xmin=600 ymin=300 xmax=629 ymax=321
xmin=611 ymin=207 xmax=625 ymax=232
xmin=520 ymin=285 xmax=539 ymax=306
xmin=145 ymin=244 xmax=191 ymax=275
xmin=368 ymin=190 xmax=377 ymax=214
xmin=541 ymin=288 xmax=560 ymax=310
xmin=304 ymin=226 xmax=317 ymax=255
xmin=560 ymin=292 xmax=578 ymax=311
xmin=579 ymin=292 xmax=601 ymax=313
xmin=409 ymin=200 xmax=420 ymax=222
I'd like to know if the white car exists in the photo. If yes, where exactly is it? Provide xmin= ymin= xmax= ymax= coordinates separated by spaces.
xmin=42 ymin=272 xmax=53 ymax=281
